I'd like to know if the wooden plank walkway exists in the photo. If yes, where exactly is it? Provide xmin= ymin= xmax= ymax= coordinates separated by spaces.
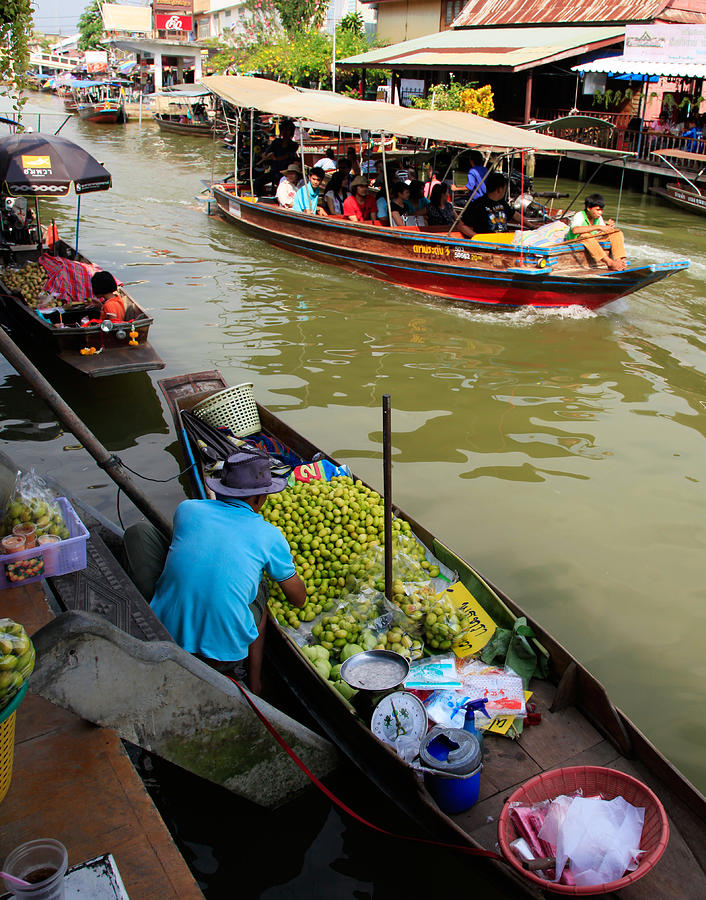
xmin=0 ymin=582 xmax=203 ymax=900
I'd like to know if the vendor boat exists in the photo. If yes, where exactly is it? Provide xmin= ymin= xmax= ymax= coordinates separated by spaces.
xmin=152 ymin=86 xmax=218 ymax=137
xmin=650 ymin=149 xmax=706 ymax=216
xmin=74 ymin=81 xmax=128 ymax=125
xmin=203 ymin=76 xmax=688 ymax=311
xmin=159 ymin=369 xmax=706 ymax=897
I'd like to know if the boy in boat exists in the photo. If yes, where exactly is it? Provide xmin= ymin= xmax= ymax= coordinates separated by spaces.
xmin=91 ymin=271 xmax=135 ymax=322
xmin=564 ymin=194 xmax=627 ymax=271
xmin=292 ymin=167 xmax=329 ymax=215
xmin=129 ymin=449 xmax=306 ymax=695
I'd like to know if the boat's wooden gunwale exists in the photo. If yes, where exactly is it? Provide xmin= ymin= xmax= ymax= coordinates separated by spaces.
xmin=159 ymin=370 xmax=706 ymax=897
xmin=650 ymin=183 xmax=706 ymax=215
xmin=154 ymin=113 xmax=215 ymax=136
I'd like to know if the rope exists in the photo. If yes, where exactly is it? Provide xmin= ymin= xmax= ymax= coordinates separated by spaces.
xmin=229 ymin=676 xmax=505 ymax=863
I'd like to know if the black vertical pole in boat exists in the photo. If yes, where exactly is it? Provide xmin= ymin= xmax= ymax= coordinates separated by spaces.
xmin=382 ymin=394 xmax=393 ymax=602
xmin=249 ymin=108 xmax=255 ymax=197
xmin=0 ymin=329 xmax=173 ymax=539
xmin=381 ymin=130 xmax=394 ymax=228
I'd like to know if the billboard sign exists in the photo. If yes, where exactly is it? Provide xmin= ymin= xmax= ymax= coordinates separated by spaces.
xmin=625 ymin=24 xmax=706 ymax=63
xmin=155 ymin=13 xmax=193 ymax=30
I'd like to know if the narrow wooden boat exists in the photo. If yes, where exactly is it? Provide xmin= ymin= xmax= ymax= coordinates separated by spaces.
xmin=159 ymin=369 xmax=706 ymax=897
xmin=210 ymin=184 xmax=687 ymax=310
xmin=153 ymin=112 xmax=214 ymax=137
xmin=0 ymin=239 xmax=164 ymax=377
xmin=77 ymin=101 xmax=127 ymax=125
xmin=72 ymin=81 xmax=128 ymax=125
xmin=650 ymin=149 xmax=706 ymax=216
xmin=203 ymin=76 xmax=689 ymax=311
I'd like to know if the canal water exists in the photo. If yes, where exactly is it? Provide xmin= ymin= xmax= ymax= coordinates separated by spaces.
xmin=2 ymin=95 xmax=705 ymax=895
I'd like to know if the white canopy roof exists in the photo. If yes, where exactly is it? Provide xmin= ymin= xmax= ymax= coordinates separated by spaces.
xmin=574 ymin=55 xmax=706 ymax=78
xmin=201 ymin=75 xmax=629 ymax=156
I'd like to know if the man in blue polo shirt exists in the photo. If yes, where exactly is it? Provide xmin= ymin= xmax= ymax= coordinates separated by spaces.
xmin=150 ymin=449 xmax=305 ymax=694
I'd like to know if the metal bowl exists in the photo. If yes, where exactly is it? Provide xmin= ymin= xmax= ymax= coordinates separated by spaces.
xmin=339 ymin=649 xmax=410 ymax=692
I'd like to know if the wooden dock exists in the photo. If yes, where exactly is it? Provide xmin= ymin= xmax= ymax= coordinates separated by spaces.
xmin=0 ymin=582 xmax=203 ymax=899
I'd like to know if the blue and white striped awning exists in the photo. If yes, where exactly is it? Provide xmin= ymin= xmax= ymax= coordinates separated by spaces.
xmin=573 ymin=56 xmax=706 ymax=79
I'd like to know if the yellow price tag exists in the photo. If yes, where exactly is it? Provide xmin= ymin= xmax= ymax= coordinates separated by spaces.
xmin=440 ymin=582 xmax=497 ymax=658
xmin=485 ymin=716 xmax=515 ymax=735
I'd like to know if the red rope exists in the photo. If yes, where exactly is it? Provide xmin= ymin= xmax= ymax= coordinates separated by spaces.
xmin=229 ymin=676 xmax=504 ymax=862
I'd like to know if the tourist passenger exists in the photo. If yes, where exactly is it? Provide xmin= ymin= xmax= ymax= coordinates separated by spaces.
xmin=314 ymin=149 xmax=337 ymax=173
xmin=254 ymin=119 xmax=298 ymax=195
xmin=564 ymin=193 xmax=626 ymax=271
xmin=405 ymin=179 xmax=428 ymax=227
xmin=292 ymin=166 xmax=329 ymax=215
xmin=423 ymin=169 xmax=441 ymax=199
xmin=346 ymin=146 xmax=361 ymax=177
xmin=323 ymin=170 xmax=349 ymax=216
xmin=143 ymin=449 xmax=306 ymax=695
xmin=343 ymin=175 xmax=379 ymax=223
xmin=91 ymin=271 xmax=134 ymax=322
xmin=276 ymin=162 xmax=304 ymax=209
xmin=336 ymin=156 xmax=354 ymax=189
xmin=460 ymin=172 xmax=522 ymax=237
xmin=389 ymin=181 xmax=410 ymax=226
xmin=465 ymin=150 xmax=488 ymax=199
xmin=426 ymin=183 xmax=456 ymax=228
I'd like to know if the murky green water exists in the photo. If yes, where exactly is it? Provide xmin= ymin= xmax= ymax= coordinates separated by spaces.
xmin=1 ymin=95 xmax=705 ymax=890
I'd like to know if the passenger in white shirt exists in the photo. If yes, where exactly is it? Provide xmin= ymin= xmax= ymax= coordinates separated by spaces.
xmin=314 ymin=150 xmax=337 ymax=173
xmin=276 ymin=163 xmax=304 ymax=209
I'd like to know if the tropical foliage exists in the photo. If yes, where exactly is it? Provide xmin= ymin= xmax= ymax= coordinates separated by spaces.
xmin=0 ymin=0 xmax=33 ymax=111
xmin=411 ymin=81 xmax=494 ymax=117
xmin=78 ymin=0 xmax=104 ymax=52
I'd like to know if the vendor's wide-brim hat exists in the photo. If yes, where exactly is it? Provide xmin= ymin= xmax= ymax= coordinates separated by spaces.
xmin=283 ymin=162 xmax=302 ymax=175
xmin=205 ymin=449 xmax=288 ymax=498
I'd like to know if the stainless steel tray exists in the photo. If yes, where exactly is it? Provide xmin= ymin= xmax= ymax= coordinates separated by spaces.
xmin=339 ymin=649 xmax=410 ymax=691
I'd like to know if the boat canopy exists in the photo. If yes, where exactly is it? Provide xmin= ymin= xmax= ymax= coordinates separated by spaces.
xmin=201 ymin=75 xmax=629 ymax=156
xmin=652 ymin=148 xmax=706 ymax=164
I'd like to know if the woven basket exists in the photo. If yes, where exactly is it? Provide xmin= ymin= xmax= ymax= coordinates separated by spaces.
xmin=192 ymin=383 xmax=261 ymax=437
xmin=0 ymin=681 xmax=28 ymax=804
xmin=497 ymin=766 xmax=669 ymax=896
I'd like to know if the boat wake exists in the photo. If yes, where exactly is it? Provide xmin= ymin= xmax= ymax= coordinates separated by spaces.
xmin=450 ymin=303 xmax=596 ymax=326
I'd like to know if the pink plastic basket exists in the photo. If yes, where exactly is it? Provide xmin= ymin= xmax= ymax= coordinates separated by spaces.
xmin=0 ymin=497 xmax=89 ymax=588
xmin=497 ymin=766 xmax=669 ymax=895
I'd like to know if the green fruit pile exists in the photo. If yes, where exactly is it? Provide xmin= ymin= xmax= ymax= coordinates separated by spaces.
xmin=1 ymin=499 xmax=69 ymax=541
xmin=1 ymin=262 xmax=47 ymax=307
xmin=0 ymin=619 xmax=35 ymax=711
xmin=264 ymin=476 xmax=431 ymax=627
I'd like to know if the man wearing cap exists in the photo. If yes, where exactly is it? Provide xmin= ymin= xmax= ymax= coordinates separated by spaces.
xmin=292 ymin=166 xmax=329 ymax=215
xmin=276 ymin=162 xmax=304 ymax=209
xmin=343 ymin=176 xmax=379 ymax=223
xmin=148 ymin=449 xmax=305 ymax=694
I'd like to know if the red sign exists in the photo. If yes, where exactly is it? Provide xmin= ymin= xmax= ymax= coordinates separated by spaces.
xmin=155 ymin=13 xmax=193 ymax=30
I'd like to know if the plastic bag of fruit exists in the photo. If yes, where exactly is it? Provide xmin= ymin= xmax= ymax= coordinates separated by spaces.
xmin=347 ymin=534 xmax=441 ymax=593
xmin=0 ymin=619 xmax=35 ymax=713
xmin=363 ymin=599 xmax=424 ymax=660
xmin=1 ymin=469 xmax=69 ymax=541
xmin=423 ymin=592 xmax=481 ymax=654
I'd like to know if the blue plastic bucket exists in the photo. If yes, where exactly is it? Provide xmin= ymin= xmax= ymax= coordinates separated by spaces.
xmin=423 ymin=764 xmax=482 ymax=815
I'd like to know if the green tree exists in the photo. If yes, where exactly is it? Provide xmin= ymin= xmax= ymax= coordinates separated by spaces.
xmin=275 ymin=0 xmax=329 ymax=35
xmin=0 ymin=0 xmax=33 ymax=112
xmin=78 ymin=0 xmax=104 ymax=52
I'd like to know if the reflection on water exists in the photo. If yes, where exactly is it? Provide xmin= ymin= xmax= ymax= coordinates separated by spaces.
xmin=3 ymin=98 xmax=706 ymax=820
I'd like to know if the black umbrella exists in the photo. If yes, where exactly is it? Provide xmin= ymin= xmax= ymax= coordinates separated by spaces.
xmin=0 ymin=133 xmax=111 ymax=198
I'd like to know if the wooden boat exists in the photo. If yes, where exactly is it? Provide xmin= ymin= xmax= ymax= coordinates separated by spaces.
xmin=203 ymin=76 xmax=689 ymax=311
xmin=73 ymin=81 xmax=128 ymax=125
xmin=209 ymin=184 xmax=687 ymax=310
xmin=0 ymin=239 xmax=164 ymax=377
xmin=159 ymin=369 xmax=706 ymax=897
xmin=152 ymin=87 xmax=218 ymax=137
xmin=154 ymin=113 xmax=214 ymax=136
xmin=650 ymin=149 xmax=706 ymax=216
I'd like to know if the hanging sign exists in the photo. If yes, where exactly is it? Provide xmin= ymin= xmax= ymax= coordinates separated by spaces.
xmin=155 ymin=13 xmax=193 ymax=30
xmin=625 ymin=24 xmax=706 ymax=63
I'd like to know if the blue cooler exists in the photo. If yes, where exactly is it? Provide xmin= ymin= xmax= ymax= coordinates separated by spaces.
xmin=420 ymin=725 xmax=482 ymax=815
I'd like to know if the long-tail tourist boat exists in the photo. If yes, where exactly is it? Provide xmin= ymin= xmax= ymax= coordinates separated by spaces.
xmin=202 ymin=76 xmax=689 ymax=311
xmin=158 ymin=369 xmax=706 ymax=897
xmin=73 ymin=81 xmax=128 ymax=125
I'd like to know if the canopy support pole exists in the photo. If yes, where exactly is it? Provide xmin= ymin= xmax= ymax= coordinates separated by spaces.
xmin=524 ymin=71 xmax=533 ymax=124
xmin=34 ymin=197 xmax=41 ymax=252
xmin=249 ymin=108 xmax=255 ymax=196
xmin=382 ymin=394 xmax=392 ymax=603
xmin=75 ymin=193 xmax=81 ymax=254
xmin=234 ymin=108 xmax=240 ymax=194
xmin=381 ymin=130 xmax=394 ymax=227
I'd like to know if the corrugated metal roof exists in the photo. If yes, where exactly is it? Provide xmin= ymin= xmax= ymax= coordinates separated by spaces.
xmin=452 ymin=0 xmax=671 ymax=28
xmin=573 ymin=54 xmax=706 ymax=77
xmin=338 ymin=25 xmax=624 ymax=72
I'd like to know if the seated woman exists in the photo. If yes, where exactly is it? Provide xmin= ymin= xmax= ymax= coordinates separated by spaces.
xmin=388 ymin=181 xmax=410 ymax=227
xmin=91 ymin=271 xmax=136 ymax=321
xmin=426 ymin=183 xmax=456 ymax=228
xmin=405 ymin=180 xmax=428 ymax=227
xmin=323 ymin=170 xmax=349 ymax=216
xmin=276 ymin=163 xmax=303 ymax=208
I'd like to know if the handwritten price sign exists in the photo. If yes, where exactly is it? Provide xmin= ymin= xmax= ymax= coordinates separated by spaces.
xmin=438 ymin=582 xmax=497 ymax=658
